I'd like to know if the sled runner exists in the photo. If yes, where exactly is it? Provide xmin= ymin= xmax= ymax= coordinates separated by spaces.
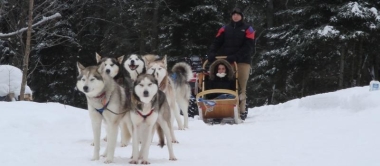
xmin=195 ymin=56 xmax=241 ymax=124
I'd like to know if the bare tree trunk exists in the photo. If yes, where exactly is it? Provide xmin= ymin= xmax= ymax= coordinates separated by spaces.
xmin=374 ymin=54 xmax=379 ymax=80
xmin=338 ymin=45 xmax=345 ymax=89
xmin=357 ymin=39 xmax=363 ymax=85
xmin=350 ymin=43 xmax=356 ymax=86
xmin=139 ymin=8 xmax=146 ymax=54
xmin=267 ymin=0 xmax=274 ymax=28
xmin=20 ymin=0 xmax=34 ymax=101
xmin=151 ymin=0 xmax=159 ymax=53
xmin=139 ymin=30 xmax=145 ymax=54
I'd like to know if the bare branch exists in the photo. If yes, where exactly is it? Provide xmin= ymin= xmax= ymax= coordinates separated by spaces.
xmin=0 ymin=13 xmax=62 ymax=38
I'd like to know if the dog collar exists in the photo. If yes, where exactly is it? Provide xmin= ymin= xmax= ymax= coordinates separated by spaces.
xmin=95 ymin=91 xmax=106 ymax=99
xmin=136 ymin=108 xmax=155 ymax=120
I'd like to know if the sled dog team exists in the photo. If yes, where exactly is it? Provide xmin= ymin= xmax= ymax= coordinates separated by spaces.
xmin=76 ymin=53 xmax=192 ymax=164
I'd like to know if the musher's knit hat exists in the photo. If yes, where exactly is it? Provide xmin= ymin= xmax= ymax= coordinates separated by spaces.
xmin=231 ymin=7 xmax=243 ymax=19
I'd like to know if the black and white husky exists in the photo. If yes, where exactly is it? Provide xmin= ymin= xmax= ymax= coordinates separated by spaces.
xmin=95 ymin=53 xmax=130 ymax=147
xmin=129 ymin=74 xmax=177 ymax=164
xmin=95 ymin=53 xmax=121 ymax=78
xmin=118 ymin=54 xmax=160 ymax=81
xmin=76 ymin=62 xmax=131 ymax=163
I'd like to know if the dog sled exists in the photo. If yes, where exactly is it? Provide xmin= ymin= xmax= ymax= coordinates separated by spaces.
xmin=195 ymin=56 xmax=242 ymax=124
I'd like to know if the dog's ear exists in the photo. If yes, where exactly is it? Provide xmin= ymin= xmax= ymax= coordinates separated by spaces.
xmin=77 ymin=62 xmax=85 ymax=74
xmin=95 ymin=52 xmax=102 ymax=63
xmin=96 ymin=64 xmax=103 ymax=75
xmin=118 ymin=55 xmax=124 ymax=64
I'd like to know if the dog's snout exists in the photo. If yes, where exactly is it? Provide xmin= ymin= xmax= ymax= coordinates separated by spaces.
xmin=106 ymin=69 xmax=110 ymax=74
xmin=131 ymin=60 xmax=135 ymax=65
xmin=143 ymin=90 xmax=149 ymax=97
xmin=83 ymin=86 xmax=89 ymax=92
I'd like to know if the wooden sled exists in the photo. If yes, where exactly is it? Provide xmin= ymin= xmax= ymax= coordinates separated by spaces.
xmin=195 ymin=56 xmax=242 ymax=124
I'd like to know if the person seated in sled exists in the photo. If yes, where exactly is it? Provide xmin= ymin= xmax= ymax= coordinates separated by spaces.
xmin=205 ymin=59 xmax=236 ymax=99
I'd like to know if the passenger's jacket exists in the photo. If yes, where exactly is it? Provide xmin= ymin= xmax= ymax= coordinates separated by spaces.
xmin=206 ymin=59 xmax=236 ymax=99
xmin=208 ymin=20 xmax=255 ymax=64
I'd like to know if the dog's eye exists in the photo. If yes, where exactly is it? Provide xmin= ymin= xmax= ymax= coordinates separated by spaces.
xmin=139 ymin=84 xmax=143 ymax=87
xmin=90 ymin=78 xmax=95 ymax=81
xmin=148 ymin=83 xmax=152 ymax=86
xmin=158 ymin=68 xmax=161 ymax=70
xmin=111 ymin=64 xmax=114 ymax=66
xmin=81 ymin=78 xmax=86 ymax=81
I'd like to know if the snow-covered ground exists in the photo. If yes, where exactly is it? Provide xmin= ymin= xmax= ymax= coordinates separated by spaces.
xmin=0 ymin=86 xmax=379 ymax=166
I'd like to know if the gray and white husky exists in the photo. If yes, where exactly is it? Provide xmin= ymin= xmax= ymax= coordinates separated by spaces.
xmin=95 ymin=53 xmax=122 ymax=79
xmin=145 ymin=55 xmax=193 ymax=129
xmin=95 ymin=53 xmax=132 ymax=147
xmin=76 ymin=62 xmax=131 ymax=163
xmin=129 ymin=74 xmax=177 ymax=164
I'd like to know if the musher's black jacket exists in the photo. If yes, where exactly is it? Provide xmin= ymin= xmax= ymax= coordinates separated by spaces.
xmin=208 ymin=20 xmax=255 ymax=64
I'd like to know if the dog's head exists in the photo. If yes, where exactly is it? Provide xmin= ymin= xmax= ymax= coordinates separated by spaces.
xmin=146 ymin=55 xmax=167 ymax=84
xmin=76 ymin=62 xmax=105 ymax=97
xmin=95 ymin=53 xmax=120 ymax=78
xmin=121 ymin=54 xmax=145 ymax=74
xmin=133 ymin=74 xmax=159 ymax=104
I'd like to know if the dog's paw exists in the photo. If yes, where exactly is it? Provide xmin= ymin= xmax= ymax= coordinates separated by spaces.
xmin=129 ymin=160 xmax=139 ymax=164
xmin=91 ymin=156 xmax=100 ymax=161
xmin=104 ymin=159 xmax=113 ymax=164
xmin=157 ymin=142 xmax=165 ymax=147
xmin=169 ymin=157 xmax=177 ymax=161
xmin=172 ymin=140 xmax=179 ymax=143
xmin=177 ymin=126 xmax=185 ymax=130
xmin=120 ymin=143 xmax=127 ymax=147
xmin=141 ymin=160 xmax=150 ymax=165
xmin=90 ymin=142 xmax=94 ymax=146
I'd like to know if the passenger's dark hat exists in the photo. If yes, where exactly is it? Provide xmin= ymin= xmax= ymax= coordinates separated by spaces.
xmin=231 ymin=7 xmax=243 ymax=18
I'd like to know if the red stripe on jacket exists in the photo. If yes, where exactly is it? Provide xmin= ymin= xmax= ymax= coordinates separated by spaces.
xmin=246 ymin=27 xmax=255 ymax=39
xmin=216 ymin=26 xmax=225 ymax=37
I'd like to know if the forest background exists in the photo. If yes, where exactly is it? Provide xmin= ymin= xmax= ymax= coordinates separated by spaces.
xmin=1 ymin=0 xmax=379 ymax=109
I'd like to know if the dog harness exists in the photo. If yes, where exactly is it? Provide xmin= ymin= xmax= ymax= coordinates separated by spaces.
xmin=94 ymin=92 xmax=109 ymax=115
xmin=95 ymin=101 xmax=110 ymax=115
xmin=136 ymin=108 xmax=155 ymax=120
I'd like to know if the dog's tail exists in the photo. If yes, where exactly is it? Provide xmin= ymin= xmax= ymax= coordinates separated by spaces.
xmin=172 ymin=62 xmax=193 ymax=85
xmin=156 ymin=125 xmax=165 ymax=148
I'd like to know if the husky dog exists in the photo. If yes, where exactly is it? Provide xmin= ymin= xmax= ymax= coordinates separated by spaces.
xmin=129 ymin=74 xmax=177 ymax=164
xmin=76 ymin=62 xmax=131 ymax=163
xmin=95 ymin=53 xmax=130 ymax=146
xmin=96 ymin=53 xmax=124 ymax=84
xmin=145 ymin=55 xmax=192 ymax=129
xmin=119 ymin=54 xmax=146 ymax=81
xmin=171 ymin=62 xmax=193 ymax=128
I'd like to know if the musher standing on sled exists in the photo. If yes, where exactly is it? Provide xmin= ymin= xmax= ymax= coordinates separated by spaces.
xmin=207 ymin=7 xmax=255 ymax=120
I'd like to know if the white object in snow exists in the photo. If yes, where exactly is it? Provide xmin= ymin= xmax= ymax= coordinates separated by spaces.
xmin=369 ymin=80 xmax=380 ymax=91
xmin=0 ymin=65 xmax=33 ymax=100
